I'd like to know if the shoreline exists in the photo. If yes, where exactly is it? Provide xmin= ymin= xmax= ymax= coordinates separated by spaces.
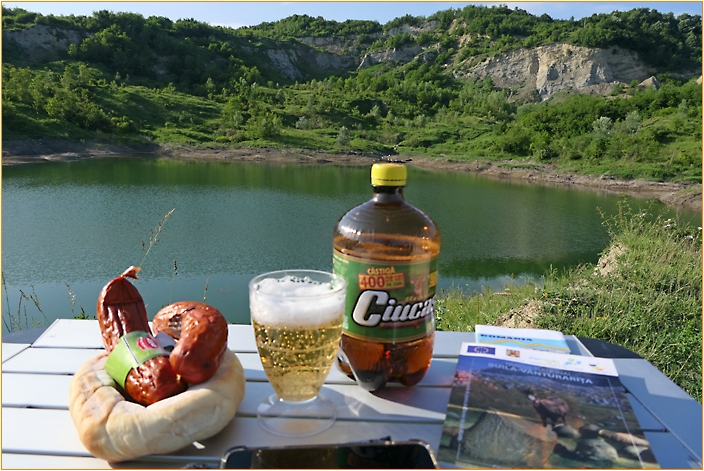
xmin=2 ymin=139 xmax=701 ymax=213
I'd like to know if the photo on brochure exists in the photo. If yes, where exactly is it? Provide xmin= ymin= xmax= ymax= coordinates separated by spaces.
xmin=438 ymin=343 xmax=659 ymax=469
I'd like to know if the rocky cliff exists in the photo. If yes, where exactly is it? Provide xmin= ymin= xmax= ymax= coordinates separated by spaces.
xmin=3 ymin=24 xmax=89 ymax=62
xmin=3 ymin=23 xmax=700 ymax=100
xmin=454 ymin=43 xmax=659 ymax=101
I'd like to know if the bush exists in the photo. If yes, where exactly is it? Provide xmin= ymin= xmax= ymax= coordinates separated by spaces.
xmin=335 ymin=126 xmax=350 ymax=146
xmin=248 ymin=114 xmax=281 ymax=138
xmin=618 ymin=110 xmax=641 ymax=135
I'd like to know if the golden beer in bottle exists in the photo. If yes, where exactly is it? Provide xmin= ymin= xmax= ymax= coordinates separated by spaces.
xmin=333 ymin=163 xmax=440 ymax=391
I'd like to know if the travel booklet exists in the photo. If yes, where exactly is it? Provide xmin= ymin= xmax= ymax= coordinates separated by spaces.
xmin=475 ymin=324 xmax=571 ymax=354
xmin=438 ymin=343 xmax=659 ymax=469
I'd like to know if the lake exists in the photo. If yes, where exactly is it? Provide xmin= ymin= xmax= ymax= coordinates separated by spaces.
xmin=2 ymin=157 xmax=699 ymax=330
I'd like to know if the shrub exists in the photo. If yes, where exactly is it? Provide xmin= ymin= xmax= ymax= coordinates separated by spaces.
xmin=336 ymin=126 xmax=350 ymax=146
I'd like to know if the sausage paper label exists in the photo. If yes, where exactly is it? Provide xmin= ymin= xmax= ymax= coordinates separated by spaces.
xmin=104 ymin=331 xmax=170 ymax=388
xmin=333 ymin=251 xmax=437 ymax=342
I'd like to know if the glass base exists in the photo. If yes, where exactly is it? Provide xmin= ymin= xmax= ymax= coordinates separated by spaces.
xmin=257 ymin=393 xmax=337 ymax=437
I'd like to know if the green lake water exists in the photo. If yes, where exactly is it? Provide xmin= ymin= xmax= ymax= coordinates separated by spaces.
xmin=2 ymin=157 xmax=699 ymax=330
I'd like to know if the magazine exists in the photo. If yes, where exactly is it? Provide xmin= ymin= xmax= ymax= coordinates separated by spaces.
xmin=475 ymin=324 xmax=571 ymax=354
xmin=438 ymin=343 xmax=659 ymax=469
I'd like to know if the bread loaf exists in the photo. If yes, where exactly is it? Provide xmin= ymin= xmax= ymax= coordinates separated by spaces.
xmin=69 ymin=348 xmax=245 ymax=462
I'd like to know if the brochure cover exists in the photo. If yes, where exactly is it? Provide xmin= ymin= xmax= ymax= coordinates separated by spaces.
xmin=438 ymin=343 xmax=659 ymax=469
xmin=475 ymin=324 xmax=571 ymax=354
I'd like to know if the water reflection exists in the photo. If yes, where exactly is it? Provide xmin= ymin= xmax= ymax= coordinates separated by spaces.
xmin=2 ymin=157 xmax=698 ymax=328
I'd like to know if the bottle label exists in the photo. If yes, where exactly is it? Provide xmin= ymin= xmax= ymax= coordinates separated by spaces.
xmin=333 ymin=251 xmax=437 ymax=342
xmin=104 ymin=331 xmax=170 ymax=388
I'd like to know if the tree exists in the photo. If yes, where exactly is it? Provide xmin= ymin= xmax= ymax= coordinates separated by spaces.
xmin=592 ymin=116 xmax=613 ymax=139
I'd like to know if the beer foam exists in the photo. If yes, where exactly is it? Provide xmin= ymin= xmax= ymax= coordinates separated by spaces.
xmin=256 ymin=276 xmax=338 ymax=297
xmin=250 ymin=276 xmax=345 ymax=327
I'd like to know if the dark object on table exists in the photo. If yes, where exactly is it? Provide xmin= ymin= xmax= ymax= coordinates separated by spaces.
xmin=220 ymin=439 xmax=439 ymax=469
xmin=578 ymin=337 xmax=642 ymax=359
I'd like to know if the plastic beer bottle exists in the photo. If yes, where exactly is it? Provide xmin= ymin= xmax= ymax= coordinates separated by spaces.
xmin=333 ymin=162 xmax=440 ymax=391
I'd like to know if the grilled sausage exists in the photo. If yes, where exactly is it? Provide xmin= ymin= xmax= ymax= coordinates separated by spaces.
xmin=96 ymin=266 xmax=187 ymax=405
xmin=152 ymin=301 xmax=228 ymax=384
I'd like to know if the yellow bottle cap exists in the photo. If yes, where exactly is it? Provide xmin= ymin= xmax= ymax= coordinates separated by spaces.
xmin=371 ymin=163 xmax=407 ymax=186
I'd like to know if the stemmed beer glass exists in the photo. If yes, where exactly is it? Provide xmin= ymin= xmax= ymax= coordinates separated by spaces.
xmin=249 ymin=270 xmax=347 ymax=437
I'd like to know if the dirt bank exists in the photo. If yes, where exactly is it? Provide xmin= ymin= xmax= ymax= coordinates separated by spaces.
xmin=2 ymin=138 xmax=701 ymax=213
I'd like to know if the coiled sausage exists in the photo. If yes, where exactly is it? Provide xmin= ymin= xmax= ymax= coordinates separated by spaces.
xmin=152 ymin=301 xmax=228 ymax=384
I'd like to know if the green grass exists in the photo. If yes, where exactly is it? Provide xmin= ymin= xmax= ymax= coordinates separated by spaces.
xmin=435 ymin=282 xmax=542 ymax=332
xmin=3 ymin=60 xmax=701 ymax=185
xmin=435 ymin=199 xmax=703 ymax=402
xmin=2 ymin=275 xmax=52 ymax=332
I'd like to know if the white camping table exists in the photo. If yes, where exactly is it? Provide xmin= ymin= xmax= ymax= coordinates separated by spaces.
xmin=2 ymin=319 xmax=701 ymax=468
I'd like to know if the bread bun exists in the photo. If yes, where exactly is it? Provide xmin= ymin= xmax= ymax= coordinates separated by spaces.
xmin=69 ymin=348 xmax=245 ymax=462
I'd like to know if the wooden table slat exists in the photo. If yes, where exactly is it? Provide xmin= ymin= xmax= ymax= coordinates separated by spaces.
xmin=2 ymin=347 xmax=101 ymax=374
xmin=645 ymin=431 xmax=703 ymax=468
xmin=32 ymin=319 xmax=482 ymax=356
xmin=625 ymin=393 xmax=666 ymax=432
xmin=2 ymin=453 xmax=143 ymax=469
xmin=32 ymin=320 xmax=260 ymax=353
xmin=237 ymin=381 xmax=450 ymax=422
xmin=2 ymin=408 xmax=88 ymax=457
xmin=2 ymin=343 xmax=30 ymax=362
xmin=3 ymin=345 xmax=460 ymax=387
xmin=2 ymin=374 xmax=450 ymax=424
xmin=33 ymin=319 xmax=104 ymax=349
xmin=2 ymin=373 xmax=73 ymax=409
xmin=616 ymin=358 xmax=702 ymax=462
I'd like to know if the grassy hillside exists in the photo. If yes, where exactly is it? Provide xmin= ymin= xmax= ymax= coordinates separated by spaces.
xmin=436 ymin=200 xmax=703 ymax=402
xmin=2 ymin=6 xmax=702 ymax=183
